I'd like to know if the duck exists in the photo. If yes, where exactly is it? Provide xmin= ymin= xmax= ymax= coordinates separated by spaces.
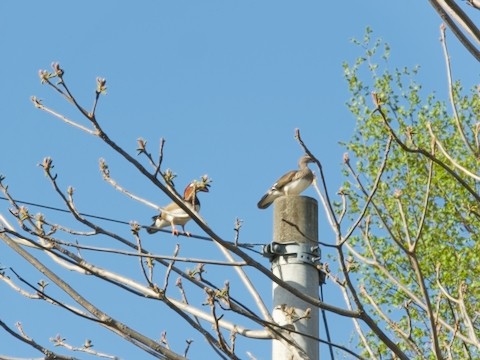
xmin=257 ymin=155 xmax=314 ymax=209
xmin=147 ymin=180 xmax=210 ymax=235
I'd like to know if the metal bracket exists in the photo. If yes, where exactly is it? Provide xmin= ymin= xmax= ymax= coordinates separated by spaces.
xmin=262 ymin=241 xmax=321 ymax=266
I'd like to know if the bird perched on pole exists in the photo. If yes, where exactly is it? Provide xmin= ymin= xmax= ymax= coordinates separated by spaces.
xmin=147 ymin=177 xmax=210 ymax=236
xmin=257 ymin=155 xmax=314 ymax=209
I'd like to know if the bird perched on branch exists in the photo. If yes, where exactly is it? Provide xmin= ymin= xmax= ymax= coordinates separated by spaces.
xmin=257 ymin=155 xmax=314 ymax=209
xmin=147 ymin=177 xmax=210 ymax=236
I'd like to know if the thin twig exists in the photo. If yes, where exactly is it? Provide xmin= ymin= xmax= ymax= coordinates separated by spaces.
xmin=340 ymin=135 xmax=393 ymax=246
xmin=0 ymin=319 xmax=77 ymax=360
xmin=31 ymin=97 xmax=96 ymax=135
xmin=411 ymin=148 xmax=434 ymax=253
xmin=427 ymin=123 xmax=480 ymax=181
xmin=375 ymin=105 xmax=480 ymax=203
xmin=163 ymin=244 xmax=180 ymax=291
xmin=440 ymin=24 xmax=477 ymax=156
xmin=295 ymin=128 xmax=340 ymax=233
xmin=360 ymin=286 xmax=425 ymax=358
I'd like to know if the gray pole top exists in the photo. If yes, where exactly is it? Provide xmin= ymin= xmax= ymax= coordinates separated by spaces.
xmin=273 ymin=195 xmax=318 ymax=244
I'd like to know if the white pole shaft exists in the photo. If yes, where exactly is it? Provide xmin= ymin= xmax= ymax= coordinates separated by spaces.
xmin=271 ymin=195 xmax=319 ymax=360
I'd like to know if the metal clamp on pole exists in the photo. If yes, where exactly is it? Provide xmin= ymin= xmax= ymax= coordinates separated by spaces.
xmin=262 ymin=241 xmax=321 ymax=266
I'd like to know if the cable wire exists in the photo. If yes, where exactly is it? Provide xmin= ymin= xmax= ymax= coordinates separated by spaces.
xmin=0 ymin=195 xmax=130 ymax=225
xmin=321 ymin=284 xmax=335 ymax=360
xmin=0 ymin=196 xmax=263 ymax=254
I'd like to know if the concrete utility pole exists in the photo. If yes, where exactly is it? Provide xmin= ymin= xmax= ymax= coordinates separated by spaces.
xmin=263 ymin=195 xmax=320 ymax=360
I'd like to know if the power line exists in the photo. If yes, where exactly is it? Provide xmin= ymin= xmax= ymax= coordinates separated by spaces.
xmin=0 ymin=195 xmax=130 ymax=225
xmin=0 ymin=196 xmax=263 ymax=254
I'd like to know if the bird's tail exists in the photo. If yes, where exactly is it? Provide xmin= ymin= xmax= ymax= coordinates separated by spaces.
xmin=257 ymin=192 xmax=276 ymax=209
xmin=146 ymin=214 xmax=161 ymax=234
xmin=146 ymin=226 xmax=159 ymax=234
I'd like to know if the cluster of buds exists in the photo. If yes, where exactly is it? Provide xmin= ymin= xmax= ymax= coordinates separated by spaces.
xmin=130 ymin=221 xmax=141 ymax=236
xmin=37 ymin=279 xmax=49 ymax=292
xmin=187 ymin=263 xmax=205 ymax=278
xmin=18 ymin=207 xmax=30 ymax=221
xmin=371 ymin=91 xmax=384 ymax=107
xmin=393 ymin=188 xmax=403 ymax=199
xmin=214 ymin=281 xmax=230 ymax=300
xmin=163 ymin=169 xmax=177 ymax=186
xmin=50 ymin=334 xmax=66 ymax=346
xmin=99 ymin=158 xmax=110 ymax=179
xmin=38 ymin=69 xmax=51 ymax=84
xmin=39 ymin=157 xmax=54 ymax=174
xmin=96 ymin=77 xmax=107 ymax=95
xmin=51 ymin=62 xmax=64 ymax=77
xmin=38 ymin=62 xmax=108 ymax=99
xmin=195 ymin=174 xmax=212 ymax=191
xmin=136 ymin=138 xmax=147 ymax=155
xmin=30 ymin=96 xmax=42 ymax=108
xmin=38 ymin=62 xmax=64 ymax=84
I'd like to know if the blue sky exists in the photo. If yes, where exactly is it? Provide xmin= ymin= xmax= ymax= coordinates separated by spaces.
xmin=1 ymin=1 xmax=478 ymax=359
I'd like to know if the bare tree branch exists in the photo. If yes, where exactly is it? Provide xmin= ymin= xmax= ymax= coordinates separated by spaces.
xmin=428 ymin=0 xmax=480 ymax=61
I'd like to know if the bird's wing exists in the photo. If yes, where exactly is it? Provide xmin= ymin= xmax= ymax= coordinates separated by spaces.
xmin=271 ymin=170 xmax=297 ymax=191
xmin=257 ymin=170 xmax=297 ymax=209
xmin=162 ymin=201 xmax=181 ymax=213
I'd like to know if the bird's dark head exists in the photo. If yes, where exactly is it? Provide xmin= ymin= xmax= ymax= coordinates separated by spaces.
xmin=196 ymin=183 xmax=210 ymax=193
